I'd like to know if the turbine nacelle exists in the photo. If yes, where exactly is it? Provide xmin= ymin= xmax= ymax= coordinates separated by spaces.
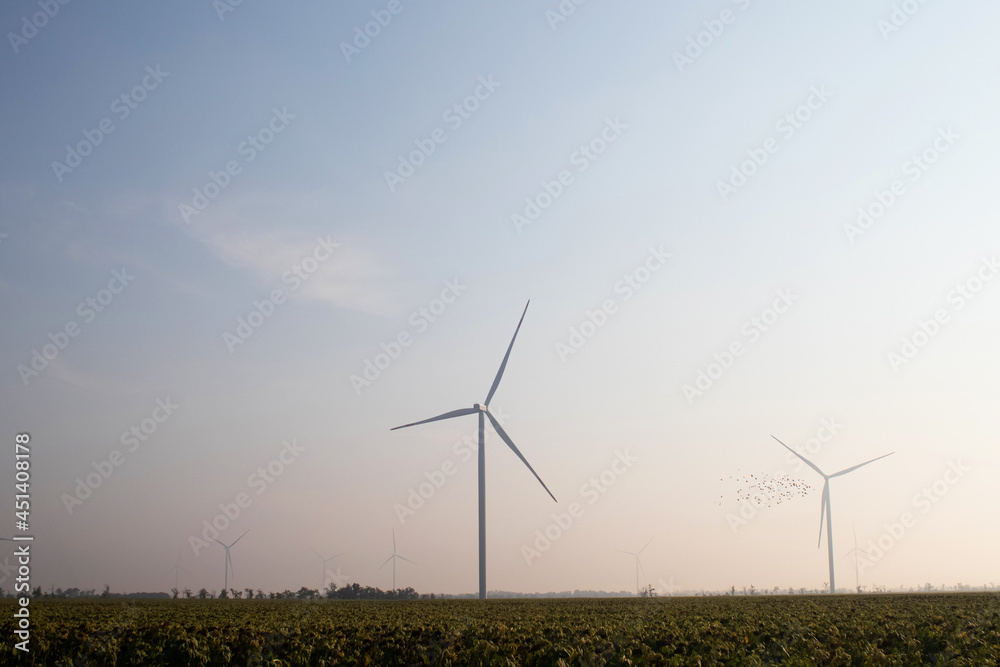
xmin=474 ymin=403 xmax=486 ymax=412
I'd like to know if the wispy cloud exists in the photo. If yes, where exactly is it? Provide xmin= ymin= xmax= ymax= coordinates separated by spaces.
xmin=179 ymin=189 xmax=402 ymax=317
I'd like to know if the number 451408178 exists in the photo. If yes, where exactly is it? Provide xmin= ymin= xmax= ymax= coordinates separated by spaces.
xmin=15 ymin=433 xmax=30 ymax=499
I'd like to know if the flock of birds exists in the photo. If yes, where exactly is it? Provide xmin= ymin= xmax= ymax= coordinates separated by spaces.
xmin=717 ymin=471 xmax=813 ymax=508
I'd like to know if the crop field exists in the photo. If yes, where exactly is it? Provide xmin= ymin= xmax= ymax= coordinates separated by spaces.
xmin=2 ymin=593 xmax=998 ymax=665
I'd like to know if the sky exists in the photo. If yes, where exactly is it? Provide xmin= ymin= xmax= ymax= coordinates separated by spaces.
xmin=1 ymin=0 xmax=999 ymax=597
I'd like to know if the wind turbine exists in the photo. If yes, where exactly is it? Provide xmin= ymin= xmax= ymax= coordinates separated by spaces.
xmin=839 ymin=522 xmax=872 ymax=594
xmin=212 ymin=529 xmax=249 ymax=594
xmin=378 ymin=529 xmax=416 ymax=591
xmin=168 ymin=550 xmax=187 ymax=591
xmin=312 ymin=548 xmax=344 ymax=592
xmin=617 ymin=538 xmax=653 ymax=596
xmin=391 ymin=300 xmax=557 ymax=600
xmin=772 ymin=436 xmax=892 ymax=594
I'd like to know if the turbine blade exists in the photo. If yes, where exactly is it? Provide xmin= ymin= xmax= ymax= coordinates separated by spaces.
xmin=817 ymin=481 xmax=829 ymax=548
xmin=331 ymin=552 xmax=345 ymax=560
xmin=772 ymin=436 xmax=827 ymax=478
xmin=378 ymin=555 xmax=394 ymax=570
xmin=486 ymin=410 xmax=557 ymax=502
xmin=311 ymin=548 xmax=324 ymax=560
xmin=212 ymin=538 xmax=226 ymax=548
xmin=227 ymin=551 xmax=234 ymax=578
xmin=391 ymin=408 xmax=477 ymax=431
xmin=638 ymin=537 xmax=653 ymax=555
xmin=484 ymin=301 xmax=529 ymax=407
xmin=637 ymin=559 xmax=647 ymax=580
xmin=231 ymin=528 xmax=250 ymax=547
xmin=396 ymin=555 xmax=418 ymax=565
xmin=829 ymin=452 xmax=894 ymax=478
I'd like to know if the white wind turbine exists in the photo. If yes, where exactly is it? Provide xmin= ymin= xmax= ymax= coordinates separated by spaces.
xmin=617 ymin=538 xmax=653 ymax=597
xmin=312 ymin=548 xmax=344 ymax=592
xmin=772 ymin=436 xmax=892 ymax=594
xmin=378 ymin=529 xmax=416 ymax=591
xmin=212 ymin=529 xmax=249 ymax=594
xmin=391 ymin=300 xmax=557 ymax=600
xmin=839 ymin=522 xmax=872 ymax=594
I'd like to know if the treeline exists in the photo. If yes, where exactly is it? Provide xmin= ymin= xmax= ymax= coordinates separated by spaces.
xmin=165 ymin=583 xmax=424 ymax=600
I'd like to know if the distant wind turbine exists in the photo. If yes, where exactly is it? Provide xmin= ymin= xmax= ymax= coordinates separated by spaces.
xmin=391 ymin=300 xmax=557 ymax=600
xmin=839 ymin=522 xmax=872 ymax=594
xmin=617 ymin=538 xmax=653 ymax=596
xmin=212 ymin=529 xmax=249 ymax=593
xmin=772 ymin=436 xmax=892 ymax=594
xmin=378 ymin=529 xmax=416 ymax=591
xmin=168 ymin=550 xmax=187 ymax=591
xmin=312 ymin=548 xmax=344 ymax=592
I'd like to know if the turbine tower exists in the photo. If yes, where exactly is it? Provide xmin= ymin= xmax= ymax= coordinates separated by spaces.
xmin=378 ymin=529 xmax=416 ymax=591
xmin=617 ymin=538 xmax=653 ymax=596
xmin=312 ymin=548 xmax=344 ymax=592
xmin=391 ymin=300 xmax=557 ymax=600
xmin=212 ymin=529 xmax=249 ymax=593
xmin=772 ymin=436 xmax=892 ymax=594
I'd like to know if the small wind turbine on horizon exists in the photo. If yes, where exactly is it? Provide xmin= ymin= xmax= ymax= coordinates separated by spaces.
xmin=378 ymin=529 xmax=416 ymax=591
xmin=617 ymin=538 xmax=653 ymax=597
xmin=391 ymin=300 xmax=557 ymax=600
xmin=212 ymin=529 xmax=249 ymax=593
xmin=312 ymin=548 xmax=344 ymax=592
xmin=839 ymin=522 xmax=872 ymax=594
xmin=168 ymin=550 xmax=187 ymax=591
xmin=772 ymin=436 xmax=892 ymax=595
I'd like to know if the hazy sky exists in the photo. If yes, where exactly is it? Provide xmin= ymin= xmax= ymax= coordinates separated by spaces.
xmin=1 ymin=1 xmax=998 ymax=597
